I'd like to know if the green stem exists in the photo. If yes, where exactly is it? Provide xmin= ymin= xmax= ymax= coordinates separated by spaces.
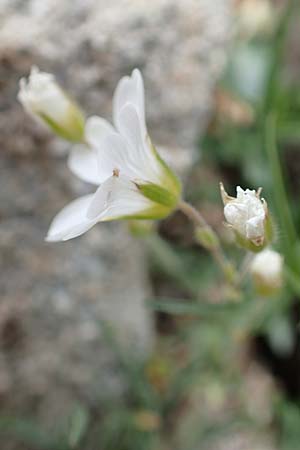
xmin=264 ymin=112 xmax=297 ymax=264
xmin=239 ymin=252 xmax=255 ymax=283
xmin=262 ymin=0 xmax=299 ymax=273
xmin=178 ymin=200 xmax=237 ymax=285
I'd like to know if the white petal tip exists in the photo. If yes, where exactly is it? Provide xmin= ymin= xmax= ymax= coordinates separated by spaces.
xmin=45 ymin=234 xmax=59 ymax=243
xmin=132 ymin=68 xmax=142 ymax=77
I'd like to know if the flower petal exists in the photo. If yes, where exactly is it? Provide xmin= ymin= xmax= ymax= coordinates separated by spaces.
xmin=87 ymin=175 xmax=154 ymax=221
xmin=113 ymin=69 xmax=146 ymax=134
xmin=46 ymin=194 xmax=97 ymax=242
xmin=68 ymin=145 xmax=100 ymax=185
xmin=94 ymin=131 xmax=141 ymax=182
xmin=85 ymin=115 xmax=115 ymax=148
xmin=116 ymin=103 xmax=162 ymax=184
xmin=246 ymin=215 xmax=265 ymax=240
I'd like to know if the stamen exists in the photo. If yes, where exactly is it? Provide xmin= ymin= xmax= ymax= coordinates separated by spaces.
xmin=113 ymin=168 xmax=120 ymax=177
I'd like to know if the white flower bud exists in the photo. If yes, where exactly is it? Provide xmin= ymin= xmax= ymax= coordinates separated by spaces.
xmin=220 ymin=183 xmax=271 ymax=250
xmin=250 ymin=249 xmax=283 ymax=295
xmin=18 ymin=66 xmax=85 ymax=142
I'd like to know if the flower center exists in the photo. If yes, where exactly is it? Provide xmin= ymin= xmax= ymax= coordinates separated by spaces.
xmin=113 ymin=168 xmax=120 ymax=177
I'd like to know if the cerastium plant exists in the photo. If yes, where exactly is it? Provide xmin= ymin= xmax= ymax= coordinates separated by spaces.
xmin=18 ymin=67 xmax=283 ymax=298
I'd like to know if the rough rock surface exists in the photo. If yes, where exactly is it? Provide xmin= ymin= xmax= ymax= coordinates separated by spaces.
xmin=0 ymin=0 xmax=232 ymax=151
xmin=0 ymin=0 xmax=232 ymax=431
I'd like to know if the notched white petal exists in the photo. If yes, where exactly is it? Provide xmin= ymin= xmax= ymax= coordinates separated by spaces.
xmin=113 ymin=68 xmax=146 ymax=134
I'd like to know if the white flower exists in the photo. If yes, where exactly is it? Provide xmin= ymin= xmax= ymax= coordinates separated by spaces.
xmin=250 ymin=249 xmax=283 ymax=294
xmin=18 ymin=66 xmax=85 ymax=142
xmin=46 ymin=69 xmax=181 ymax=242
xmin=220 ymin=183 xmax=269 ymax=248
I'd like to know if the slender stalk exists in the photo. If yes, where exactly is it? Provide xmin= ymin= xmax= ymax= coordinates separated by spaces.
xmin=178 ymin=200 xmax=236 ymax=284
xmin=239 ymin=252 xmax=254 ymax=283
xmin=264 ymin=112 xmax=297 ymax=266
xmin=262 ymin=0 xmax=299 ymax=272
xmin=178 ymin=200 xmax=208 ymax=228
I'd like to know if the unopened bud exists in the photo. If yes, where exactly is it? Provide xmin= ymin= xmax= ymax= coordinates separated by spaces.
xmin=18 ymin=66 xmax=85 ymax=142
xmin=220 ymin=183 xmax=272 ymax=252
xmin=250 ymin=248 xmax=283 ymax=296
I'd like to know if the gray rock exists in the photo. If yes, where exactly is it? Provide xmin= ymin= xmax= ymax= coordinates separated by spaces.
xmin=1 ymin=0 xmax=232 ymax=151
xmin=0 ymin=0 xmax=232 ymax=432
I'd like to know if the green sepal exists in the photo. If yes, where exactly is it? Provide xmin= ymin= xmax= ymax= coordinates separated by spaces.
xmin=264 ymin=213 xmax=274 ymax=243
xmin=234 ymin=215 xmax=274 ymax=253
xmin=148 ymin=138 xmax=182 ymax=198
xmin=253 ymin=279 xmax=281 ymax=297
xmin=234 ymin=232 xmax=266 ymax=253
xmin=100 ymin=136 xmax=182 ymax=223
xmin=40 ymin=104 xmax=85 ymax=142
xmin=136 ymin=182 xmax=178 ymax=209
xmin=252 ymin=270 xmax=282 ymax=297
xmin=99 ymin=203 xmax=173 ymax=222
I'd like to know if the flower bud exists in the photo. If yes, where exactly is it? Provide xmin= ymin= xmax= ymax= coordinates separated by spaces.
xmin=18 ymin=66 xmax=85 ymax=142
xmin=220 ymin=183 xmax=272 ymax=252
xmin=250 ymin=249 xmax=283 ymax=296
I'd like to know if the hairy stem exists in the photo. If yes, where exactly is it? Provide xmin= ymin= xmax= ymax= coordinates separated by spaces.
xmin=178 ymin=200 xmax=237 ymax=285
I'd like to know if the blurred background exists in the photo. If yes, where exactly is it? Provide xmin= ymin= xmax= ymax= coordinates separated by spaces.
xmin=1 ymin=0 xmax=300 ymax=449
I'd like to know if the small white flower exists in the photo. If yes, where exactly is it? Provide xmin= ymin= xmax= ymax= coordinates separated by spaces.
xmin=18 ymin=66 xmax=85 ymax=142
xmin=220 ymin=183 xmax=269 ymax=248
xmin=250 ymin=248 xmax=283 ymax=294
xmin=46 ymin=69 xmax=181 ymax=242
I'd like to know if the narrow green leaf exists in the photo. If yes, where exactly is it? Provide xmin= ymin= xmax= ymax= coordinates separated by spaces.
xmin=149 ymin=298 xmax=240 ymax=317
xmin=68 ymin=406 xmax=89 ymax=448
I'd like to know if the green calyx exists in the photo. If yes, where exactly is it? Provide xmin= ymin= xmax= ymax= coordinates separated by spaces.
xmin=253 ymin=279 xmax=282 ymax=297
xmin=40 ymin=104 xmax=85 ymax=142
xmin=235 ymin=232 xmax=267 ymax=253
xmin=234 ymin=214 xmax=274 ymax=253
xmin=148 ymin=138 xmax=182 ymax=198
xmin=137 ymin=183 xmax=179 ymax=209
xmin=131 ymin=139 xmax=182 ymax=220
xmin=100 ymin=203 xmax=176 ymax=222
xmin=133 ymin=182 xmax=180 ymax=220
